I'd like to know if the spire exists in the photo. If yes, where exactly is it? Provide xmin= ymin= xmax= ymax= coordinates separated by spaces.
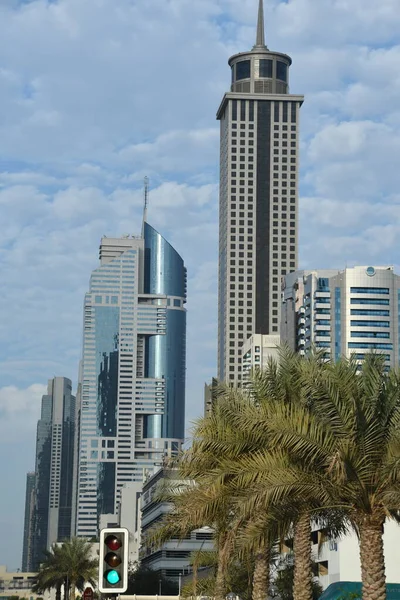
xmin=141 ymin=176 xmax=149 ymax=237
xmin=253 ymin=0 xmax=268 ymax=50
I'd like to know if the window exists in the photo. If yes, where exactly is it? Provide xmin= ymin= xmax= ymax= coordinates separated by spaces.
xmin=350 ymin=287 xmax=389 ymax=295
xmin=350 ymin=331 xmax=390 ymax=339
xmin=350 ymin=298 xmax=390 ymax=306
xmin=259 ymin=59 xmax=273 ymax=78
xmin=348 ymin=342 xmax=393 ymax=350
xmin=350 ymin=309 xmax=390 ymax=316
xmin=318 ymin=278 xmax=330 ymax=291
xmin=232 ymin=100 xmax=237 ymax=121
xmin=350 ymin=320 xmax=390 ymax=328
xmin=236 ymin=60 xmax=251 ymax=80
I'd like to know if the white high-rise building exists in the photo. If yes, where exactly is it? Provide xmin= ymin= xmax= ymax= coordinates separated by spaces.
xmin=217 ymin=0 xmax=304 ymax=383
xmin=281 ymin=265 xmax=400 ymax=368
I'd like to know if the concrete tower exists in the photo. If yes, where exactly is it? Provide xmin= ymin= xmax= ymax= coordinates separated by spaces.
xmin=217 ymin=0 xmax=304 ymax=382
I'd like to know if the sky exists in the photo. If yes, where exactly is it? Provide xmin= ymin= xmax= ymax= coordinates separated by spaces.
xmin=1 ymin=0 xmax=400 ymax=569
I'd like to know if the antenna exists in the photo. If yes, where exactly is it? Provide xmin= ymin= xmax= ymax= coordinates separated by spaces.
xmin=142 ymin=176 xmax=149 ymax=236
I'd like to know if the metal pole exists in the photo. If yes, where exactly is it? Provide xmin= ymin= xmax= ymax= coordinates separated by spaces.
xmin=159 ymin=578 xmax=162 ymax=596
xmin=178 ymin=573 xmax=182 ymax=598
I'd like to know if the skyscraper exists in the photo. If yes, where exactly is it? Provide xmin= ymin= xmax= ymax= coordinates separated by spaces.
xmin=217 ymin=0 xmax=304 ymax=382
xmin=30 ymin=377 xmax=76 ymax=570
xmin=21 ymin=472 xmax=36 ymax=572
xmin=75 ymin=221 xmax=186 ymax=538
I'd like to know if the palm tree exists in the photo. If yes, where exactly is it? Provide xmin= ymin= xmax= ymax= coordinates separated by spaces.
xmin=157 ymin=377 xmax=293 ymax=600
xmin=239 ymin=354 xmax=400 ymax=600
xmin=147 ymin=471 xmax=236 ymax=600
xmin=219 ymin=350 xmax=348 ymax=600
xmin=32 ymin=545 xmax=64 ymax=600
xmin=33 ymin=538 xmax=97 ymax=600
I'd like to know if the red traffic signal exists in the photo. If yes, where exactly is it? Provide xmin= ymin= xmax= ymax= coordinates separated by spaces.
xmin=99 ymin=528 xmax=129 ymax=593
xmin=105 ymin=535 xmax=122 ymax=551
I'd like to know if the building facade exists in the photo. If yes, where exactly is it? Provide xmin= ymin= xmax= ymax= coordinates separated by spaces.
xmin=281 ymin=269 xmax=339 ymax=358
xmin=279 ymin=520 xmax=400 ymax=589
xmin=29 ymin=377 xmax=76 ymax=570
xmin=75 ymin=221 xmax=186 ymax=538
xmin=217 ymin=0 xmax=304 ymax=383
xmin=281 ymin=266 xmax=400 ymax=368
xmin=0 ymin=566 xmax=38 ymax=600
xmin=21 ymin=473 xmax=36 ymax=572
xmin=241 ymin=333 xmax=280 ymax=383
xmin=140 ymin=468 xmax=214 ymax=583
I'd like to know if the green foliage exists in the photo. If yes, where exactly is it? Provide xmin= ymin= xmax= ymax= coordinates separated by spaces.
xmin=271 ymin=556 xmax=323 ymax=600
xmin=124 ymin=563 xmax=178 ymax=596
xmin=146 ymin=350 xmax=400 ymax=600
xmin=32 ymin=537 xmax=97 ymax=600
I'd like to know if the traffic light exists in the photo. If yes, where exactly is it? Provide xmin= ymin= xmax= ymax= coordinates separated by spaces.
xmin=99 ymin=527 xmax=129 ymax=594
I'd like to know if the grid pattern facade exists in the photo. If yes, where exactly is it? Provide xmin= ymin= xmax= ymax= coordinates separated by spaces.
xmin=217 ymin=42 xmax=303 ymax=383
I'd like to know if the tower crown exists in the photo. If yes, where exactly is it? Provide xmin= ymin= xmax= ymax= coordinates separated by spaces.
xmin=228 ymin=0 xmax=292 ymax=95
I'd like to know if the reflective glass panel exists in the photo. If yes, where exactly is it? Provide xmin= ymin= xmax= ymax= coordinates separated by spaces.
xmin=236 ymin=60 xmax=251 ymax=81
xmin=277 ymin=61 xmax=288 ymax=82
xmin=259 ymin=59 xmax=273 ymax=78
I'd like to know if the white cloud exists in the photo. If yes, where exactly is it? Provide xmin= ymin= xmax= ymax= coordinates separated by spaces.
xmin=0 ymin=383 xmax=46 ymax=441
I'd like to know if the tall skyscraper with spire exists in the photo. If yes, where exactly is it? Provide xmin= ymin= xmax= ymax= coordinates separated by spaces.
xmin=217 ymin=0 xmax=304 ymax=382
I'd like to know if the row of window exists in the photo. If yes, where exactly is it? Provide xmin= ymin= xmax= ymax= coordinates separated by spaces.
xmin=351 ymin=331 xmax=390 ymax=339
xmin=350 ymin=287 xmax=389 ymax=294
xmin=348 ymin=342 xmax=393 ymax=350
xmin=350 ymin=298 xmax=390 ymax=306
xmin=350 ymin=309 xmax=390 ymax=316
xmin=234 ymin=59 xmax=288 ymax=82
xmin=353 ymin=353 xmax=391 ymax=361
xmin=350 ymin=320 xmax=390 ymax=328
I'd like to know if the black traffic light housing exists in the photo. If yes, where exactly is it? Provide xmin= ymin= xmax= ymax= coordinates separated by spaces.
xmin=99 ymin=527 xmax=129 ymax=593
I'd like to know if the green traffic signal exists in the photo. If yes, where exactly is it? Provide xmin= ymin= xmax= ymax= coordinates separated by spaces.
xmin=105 ymin=570 xmax=121 ymax=585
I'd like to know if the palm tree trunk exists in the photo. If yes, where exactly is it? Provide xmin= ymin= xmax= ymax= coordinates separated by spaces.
xmin=215 ymin=536 xmax=230 ymax=600
xmin=358 ymin=514 xmax=386 ymax=600
xmin=56 ymin=583 xmax=61 ymax=600
xmin=252 ymin=547 xmax=271 ymax=600
xmin=69 ymin=582 xmax=75 ymax=600
xmin=192 ymin=561 xmax=198 ymax=597
xmin=293 ymin=512 xmax=313 ymax=600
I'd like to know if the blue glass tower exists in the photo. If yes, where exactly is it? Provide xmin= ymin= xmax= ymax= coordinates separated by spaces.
xmin=144 ymin=222 xmax=186 ymax=441
xmin=75 ymin=223 xmax=186 ymax=538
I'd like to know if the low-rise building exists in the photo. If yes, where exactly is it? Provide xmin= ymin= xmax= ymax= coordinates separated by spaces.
xmin=279 ymin=520 xmax=400 ymax=588
xmin=0 ymin=566 xmax=38 ymax=600
xmin=140 ymin=468 xmax=214 ymax=583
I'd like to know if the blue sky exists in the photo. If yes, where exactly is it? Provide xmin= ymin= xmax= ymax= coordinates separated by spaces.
xmin=1 ymin=0 xmax=400 ymax=569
